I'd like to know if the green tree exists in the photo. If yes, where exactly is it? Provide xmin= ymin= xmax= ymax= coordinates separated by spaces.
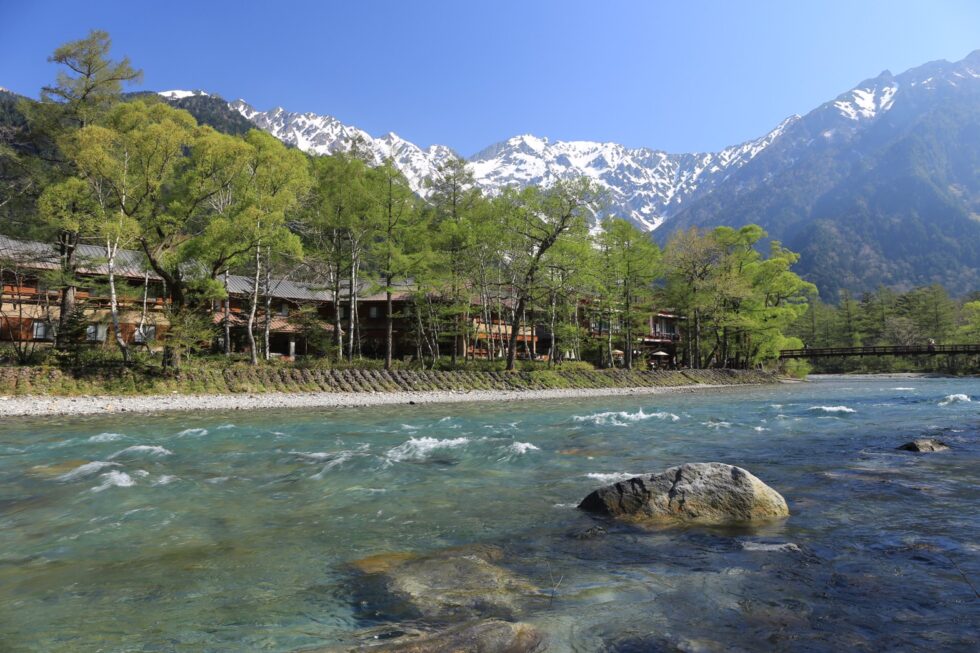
xmin=958 ymin=301 xmax=980 ymax=341
xmin=46 ymin=100 xmax=194 ymax=362
xmin=427 ymin=156 xmax=478 ymax=366
xmin=664 ymin=225 xmax=812 ymax=369
xmin=370 ymin=159 xmax=425 ymax=369
xmin=40 ymin=30 xmax=142 ymax=130
xmin=663 ymin=227 xmax=724 ymax=368
xmin=598 ymin=219 xmax=663 ymax=369
xmin=31 ymin=30 xmax=142 ymax=349
xmin=903 ymin=284 xmax=957 ymax=344
xmin=499 ymin=178 xmax=597 ymax=371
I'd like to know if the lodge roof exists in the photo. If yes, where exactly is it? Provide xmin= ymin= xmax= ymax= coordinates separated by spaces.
xmin=0 ymin=234 xmax=333 ymax=302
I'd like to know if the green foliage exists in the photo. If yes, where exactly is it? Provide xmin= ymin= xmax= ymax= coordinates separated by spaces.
xmin=959 ymin=301 xmax=980 ymax=341
xmin=40 ymin=29 xmax=142 ymax=129
xmin=787 ymin=283 xmax=980 ymax=373
xmin=163 ymin=308 xmax=216 ymax=364
xmin=594 ymin=218 xmax=663 ymax=368
xmin=56 ymin=302 xmax=91 ymax=366
xmin=9 ymin=29 xmax=972 ymax=381
xmin=665 ymin=225 xmax=815 ymax=368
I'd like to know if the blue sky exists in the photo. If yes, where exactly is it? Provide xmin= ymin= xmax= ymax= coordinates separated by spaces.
xmin=2 ymin=1 xmax=978 ymax=155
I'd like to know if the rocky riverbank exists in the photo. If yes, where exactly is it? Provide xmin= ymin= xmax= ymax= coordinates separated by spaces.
xmin=0 ymin=368 xmax=779 ymax=417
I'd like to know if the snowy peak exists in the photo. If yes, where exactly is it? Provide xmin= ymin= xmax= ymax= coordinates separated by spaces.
xmin=158 ymin=89 xmax=210 ymax=100
xmin=227 ymin=97 xmax=789 ymax=231
xmin=833 ymin=73 xmax=898 ymax=121
xmin=466 ymin=123 xmax=796 ymax=231
xmin=827 ymin=50 xmax=980 ymax=123
xmin=228 ymin=99 xmax=458 ymax=195
xmin=175 ymin=51 xmax=980 ymax=233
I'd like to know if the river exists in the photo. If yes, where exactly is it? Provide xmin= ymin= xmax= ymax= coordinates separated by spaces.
xmin=1 ymin=376 xmax=977 ymax=651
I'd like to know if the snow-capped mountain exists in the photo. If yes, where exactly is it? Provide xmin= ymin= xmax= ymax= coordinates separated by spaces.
xmin=216 ymin=99 xmax=796 ymax=231
xmin=229 ymin=100 xmax=457 ymax=196
xmin=159 ymin=89 xmax=210 ymax=100
xmin=157 ymin=48 xmax=980 ymax=297
xmin=468 ymin=119 xmax=797 ymax=230
xmin=664 ymin=49 xmax=980 ymax=296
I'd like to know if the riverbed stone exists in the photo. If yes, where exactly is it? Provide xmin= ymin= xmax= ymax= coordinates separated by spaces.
xmin=351 ymin=545 xmax=540 ymax=620
xmin=311 ymin=619 xmax=545 ymax=653
xmin=578 ymin=462 xmax=789 ymax=524
xmin=569 ymin=525 xmax=608 ymax=540
xmin=897 ymin=438 xmax=950 ymax=452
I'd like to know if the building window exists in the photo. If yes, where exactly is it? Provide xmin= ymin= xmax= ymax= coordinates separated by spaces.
xmin=86 ymin=324 xmax=107 ymax=342
xmin=134 ymin=325 xmax=156 ymax=343
xmin=338 ymin=306 xmax=347 ymax=320
xmin=368 ymin=305 xmax=380 ymax=319
xmin=279 ymin=302 xmax=290 ymax=316
xmin=32 ymin=321 xmax=52 ymax=340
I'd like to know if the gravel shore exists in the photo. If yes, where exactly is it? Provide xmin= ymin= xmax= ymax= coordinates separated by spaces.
xmin=0 ymin=384 xmax=740 ymax=418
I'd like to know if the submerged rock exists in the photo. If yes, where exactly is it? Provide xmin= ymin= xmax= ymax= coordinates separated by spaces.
xmin=897 ymin=438 xmax=950 ymax=452
xmin=578 ymin=462 xmax=789 ymax=524
xmin=569 ymin=525 xmax=608 ymax=540
xmin=311 ymin=619 xmax=545 ymax=652
xmin=739 ymin=541 xmax=803 ymax=554
xmin=351 ymin=545 xmax=540 ymax=620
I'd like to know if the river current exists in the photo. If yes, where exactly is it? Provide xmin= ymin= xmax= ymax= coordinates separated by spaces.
xmin=1 ymin=376 xmax=978 ymax=651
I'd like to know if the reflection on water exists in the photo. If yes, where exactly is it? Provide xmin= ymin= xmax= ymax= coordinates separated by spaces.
xmin=1 ymin=377 xmax=977 ymax=651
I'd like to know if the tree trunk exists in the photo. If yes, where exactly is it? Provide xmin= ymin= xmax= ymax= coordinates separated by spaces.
xmin=331 ymin=265 xmax=343 ymax=359
xmin=347 ymin=255 xmax=357 ymax=362
xmin=606 ymin=310 xmax=614 ymax=369
xmin=136 ymin=271 xmax=151 ymax=352
xmin=721 ymin=327 xmax=729 ymax=368
xmin=505 ymin=295 xmax=527 ymax=371
xmin=263 ymin=248 xmax=272 ymax=361
xmin=523 ymin=308 xmax=532 ymax=360
xmin=106 ymin=239 xmax=130 ymax=364
xmin=247 ymin=245 xmax=261 ymax=365
xmin=55 ymin=231 xmax=79 ymax=350
xmin=694 ymin=308 xmax=702 ymax=369
xmin=223 ymin=270 xmax=231 ymax=355
xmin=548 ymin=292 xmax=557 ymax=368
xmin=624 ymin=289 xmax=633 ymax=370
xmin=384 ymin=275 xmax=394 ymax=370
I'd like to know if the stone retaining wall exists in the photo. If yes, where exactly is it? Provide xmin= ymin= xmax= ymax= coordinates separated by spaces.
xmin=0 ymin=365 xmax=778 ymax=397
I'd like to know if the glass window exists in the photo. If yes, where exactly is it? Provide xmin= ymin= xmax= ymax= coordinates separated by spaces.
xmin=279 ymin=302 xmax=290 ymax=316
xmin=134 ymin=325 xmax=156 ymax=343
xmin=368 ymin=306 xmax=380 ymax=319
xmin=86 ymin=324 xmax=107 ymax=342
xmin=32 ymin=321 xmax=51 ymax=340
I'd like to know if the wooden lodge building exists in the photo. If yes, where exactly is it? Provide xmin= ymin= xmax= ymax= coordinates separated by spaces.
xmin=1 ymin=235 xmax=682 ymax=366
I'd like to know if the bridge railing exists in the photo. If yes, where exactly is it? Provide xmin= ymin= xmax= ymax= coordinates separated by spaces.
xmin=779 ymin=344 xmax=980 ymax=358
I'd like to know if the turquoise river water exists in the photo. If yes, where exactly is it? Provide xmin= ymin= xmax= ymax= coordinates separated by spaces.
xmin=1 ymin=376 xmax=978 ymax=651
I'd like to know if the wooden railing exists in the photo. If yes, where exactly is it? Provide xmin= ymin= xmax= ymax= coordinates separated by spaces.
xmin=780 ymin=344 xmax=980 ymax=358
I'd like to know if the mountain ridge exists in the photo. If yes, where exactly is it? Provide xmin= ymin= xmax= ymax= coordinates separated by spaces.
xmin=157 ymin=50 xmax=980 ymax=295
xmin=5 ymin=50 xmax=978 ymax=296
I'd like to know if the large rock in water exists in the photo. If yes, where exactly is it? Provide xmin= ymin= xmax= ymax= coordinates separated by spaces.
xmin=578 ymin=462 xmax=789 ymax=524
xmin=897 ymin=438 xmax=950 ymax=452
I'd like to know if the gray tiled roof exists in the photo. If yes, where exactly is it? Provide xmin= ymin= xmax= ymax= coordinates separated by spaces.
xmin=0 ymin=234 xmax=155 ymax=279
xmin=224 ymin=273 xmax=333 ymax=302
xmin=0 ymin=234 xmax=334 ymax=302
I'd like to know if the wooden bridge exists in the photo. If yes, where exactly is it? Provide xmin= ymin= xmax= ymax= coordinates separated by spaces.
xmin=779 ymin=344 xmax=980 ymax=359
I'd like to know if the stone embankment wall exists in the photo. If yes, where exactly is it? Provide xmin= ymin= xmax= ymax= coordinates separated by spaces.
xmin=0 ymin=366 xmax=778 ymax=397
